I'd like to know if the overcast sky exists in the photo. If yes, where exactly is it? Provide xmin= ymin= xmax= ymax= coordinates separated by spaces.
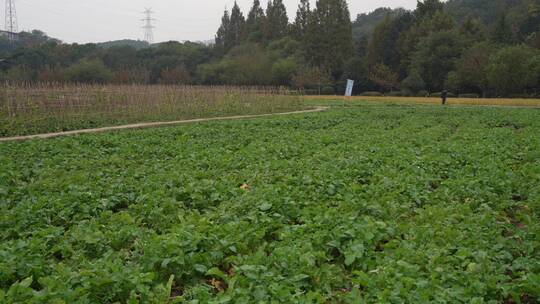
xmin=16 ymin=0 xmax=418 ymax=43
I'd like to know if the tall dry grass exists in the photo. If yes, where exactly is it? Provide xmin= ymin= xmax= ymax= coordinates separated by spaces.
xmin=0 ymin=83 xmax=303 ymax=137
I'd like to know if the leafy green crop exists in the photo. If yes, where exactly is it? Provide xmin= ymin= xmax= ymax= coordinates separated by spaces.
xmin=1 ymin=105 xmax=539 ymax=303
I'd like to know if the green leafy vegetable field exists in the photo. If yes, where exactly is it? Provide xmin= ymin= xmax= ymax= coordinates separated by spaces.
xmin=1 ymin=105 xmax=539 ymax=303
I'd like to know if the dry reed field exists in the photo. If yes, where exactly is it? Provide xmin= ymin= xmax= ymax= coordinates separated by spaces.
xmin=0 ymin=84 xmax=303 ymax=137
xmin=307 ymin=95 xmax=540 ymax=107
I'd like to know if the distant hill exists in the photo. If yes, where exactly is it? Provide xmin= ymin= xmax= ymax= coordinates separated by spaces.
xmin=352 ymin=0 xmax=537 ymax=42
xmin=97 ymin=39 xmax=150 ymax=50
xmin=0 ymin=30 xmax=60 ymax=56
xmin=443 ymin=0 xmax=532 ymax=24
xmin=444 ymin=0 xmax=538 ymax=41
xmin=352 ymin=7 xmax=408 ymax=41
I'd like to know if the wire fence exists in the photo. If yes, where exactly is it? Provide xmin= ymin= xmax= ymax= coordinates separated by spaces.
xmin=0 ymin=83 xmax=303 ymax=137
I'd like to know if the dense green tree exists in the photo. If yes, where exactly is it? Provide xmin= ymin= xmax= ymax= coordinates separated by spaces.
xmin=160 ymin=64 xmax=192 ymax=84
xmin=305 ymin=0 xmax=354 ymax=77
xmin=401 ymin=71 xmax=426 ymax=94
xmin=445 ymin=0 xmax=539 ymax=46
xmin=341 ymin=55 xmax=374 ymax=94
xmin=153 ymin=42 xmax=209 ymax=82
xmin=355 ymin=36 xmax=369 ymax=57
xmin=264 ymin=0 xmax=289 ymax=41
xmin=487 ymin=45 xmax=539 ymax=95
xmin=445 ymin=0 xmax=507 ymax=25
xmin=460 ymin=17 xmax=487 ymax=44
xmin=521 ymin=0 xmax=540 ymax=47
xmin=65 ymin=60 xmax=112 ymax=83
xmin=291 ymin=65 xmax=333 ymax=93
xmin=367 ymin=12 xmax=414 ymax=76
xmin=16 ymin=30 xmax=59 ymax=48
xmin=1 ymin=66 xmax=34 ymax=82
xmin=352 ymin=8 xmax=407 ymax=41
xmin=492 ymin=13 xmax=515 ymax=44
xmin=6 ymin=48 xmax=52 ymax=71
xmin=246 ymin=0 xmax=266 ymax=42
xmin=418 ymin=10 xmax=455 ymax=33
xmin=266 ymin=37 xmax=302 ymax=59
xmin=52 ymin=43 xmax=100 ymax=67
xmin=230 ymin=2 xmax=247 ymax=45
xmin=396 ymin=10 xmax=454 ymax=79
xmin=0 ymin=30 xmax=60 ymax=57
xmin=527 ymin=54 xmax=540 ymax=94
xmin=215 ymin=3 xmax=245 ymax=53
xmin=410 ymin=30 xmax=463 ymax=91
xmin=199 ymin=43 xmax=272 ymax=85
xmin=369 ymin=63 xmax=399 ymax=92
xmin=271 ymin=57 xmax=299 ymax=85
xmin=416 ymin=0 xmax=444 ymax=18
xmin=102 ymin=46 xmax=138 ymax=70
xmin=215 ymin=9 xmax=232 ymax=53
xmin=367 ymin=16 xmax=394 ymax=66
xmin=452 ymin=42 xmax=494 ymax=96
xmin=293 ymin=0 xmax=311 ymax=39
xmin=444 ymin=71 xmax=461 ymax=92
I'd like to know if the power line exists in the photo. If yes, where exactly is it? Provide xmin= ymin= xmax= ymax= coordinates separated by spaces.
xmin=142 ymin=8 xmax=155 ymax=44
xmin=5 ymin=0 xmax=18 ymax=42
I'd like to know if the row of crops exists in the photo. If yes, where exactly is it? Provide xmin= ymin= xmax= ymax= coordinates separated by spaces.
xmin=1 ymin=104 xmax=539 ymax=302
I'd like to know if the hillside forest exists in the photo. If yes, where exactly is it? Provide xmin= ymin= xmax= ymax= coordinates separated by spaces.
xmin=0 ymin=0 xmax=539 ymax=97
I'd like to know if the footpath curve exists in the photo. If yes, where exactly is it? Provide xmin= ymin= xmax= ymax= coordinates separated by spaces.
xmin=0 ymin=106 xmax=329 ymax=142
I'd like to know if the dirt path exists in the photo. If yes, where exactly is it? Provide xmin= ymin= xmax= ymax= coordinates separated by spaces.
xmin=0 ymin=107 xmax=328 ymax=143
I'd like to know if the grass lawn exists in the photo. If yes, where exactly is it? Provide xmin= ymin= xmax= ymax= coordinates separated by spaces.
xmin=1 ymin=104 xmax=539 ymax=303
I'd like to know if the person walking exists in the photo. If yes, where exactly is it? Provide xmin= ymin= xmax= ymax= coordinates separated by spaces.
xmin=441 ymin=90 xmax=448 ymax=105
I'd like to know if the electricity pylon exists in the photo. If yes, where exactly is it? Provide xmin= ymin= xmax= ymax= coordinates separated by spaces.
xmin=142 ymin=8 xmax=155 ymax=44
xmin=5 ymin=0 xmax=18 ymax=42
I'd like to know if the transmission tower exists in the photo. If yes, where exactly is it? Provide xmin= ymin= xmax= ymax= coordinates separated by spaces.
xmin=142 ymin=8 xmax=155 ymax=44
xmin=5 ymin=0 xmax=18 ymax=42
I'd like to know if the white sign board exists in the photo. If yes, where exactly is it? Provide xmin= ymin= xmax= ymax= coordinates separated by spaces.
xmin=345 ymin=79 xmax=354 ymax=97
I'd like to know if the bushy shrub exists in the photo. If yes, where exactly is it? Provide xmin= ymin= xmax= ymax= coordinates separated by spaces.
xmin=321 ymin=86 xmax=335 ymax=95
xmin=291 ymin=66 xmax=332 ymax=90
xmin=304 ymin=89 xmax=319 ymax=95
xmin=360 ymin=91 xmax=383 ymax=96
xmin=386 ymin=91 xmax=404 ymax=97
xmin=271 ymin=58 xmax=299 ymax=86
xmin=160 ymin=65 xmax=192 ymax=85
xmin=401 ymin=72 xmax=425 ymax=93
xmin=3 ymin=66 xmax=34 ymax=82
xmin=431 ymin=92 xmax=456 ymax=98
xmin=459 ymin=93 xmax=480 ymax=98
xmin=417 ymin=90 xmax=429 ymax=97
xmin=487 ymin=45 xmax=539 ymax=96
xmin=507 ymin=93 xmax=532 ymax=98
xmin=65 ymin=60 xmax=112 ymax=83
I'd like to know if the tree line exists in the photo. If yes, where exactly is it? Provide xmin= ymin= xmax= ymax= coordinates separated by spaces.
xmin=0 ymin=0 xmax=538 ymax=97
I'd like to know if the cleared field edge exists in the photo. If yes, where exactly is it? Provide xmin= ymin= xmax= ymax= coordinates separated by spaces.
xmin=0 ymin=106 xmax=328 ymax=143
xmin=306 ymin=96 xmax=540 ymax=107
